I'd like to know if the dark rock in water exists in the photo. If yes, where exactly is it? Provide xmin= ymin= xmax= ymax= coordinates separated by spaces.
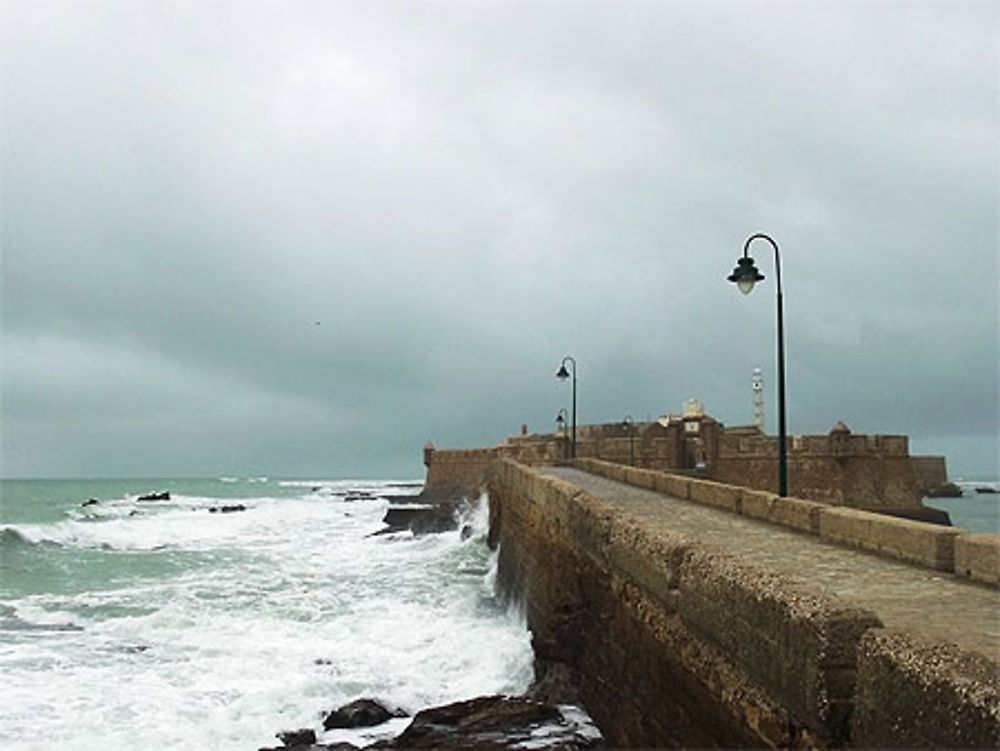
xmin=344 ymin=491 xmax=375 ymax=502
xmin=376 ymin=497 xmax=470 ymax=537
xmin=260 ymin=740 xmax=358 ymax=751
xmin=925 ymin=482 xmax=963 ymax=498
xmin=260 ymin=738 xmax=358 ymax=751
xmin=137 ymin=491 xmax=170 ymax=501
xmin=376 ymin=506 xmax=459 ymax=536
xmin=82 ymin=498 xmax=100 ymax=507
xmin=277 ymin=728 xmax=316 ymax=746
xmin=879 ymin=506 xmax=952 ymax=526
xmin=374 ymin=695 xmax=599 ymax=750
xmin=975 ymin=486 xmax=998 ymax=494
xmin=208 ymin=504 xmax=247 ymax=514
xmin=323 ymin=698 xmax=402 ymax=730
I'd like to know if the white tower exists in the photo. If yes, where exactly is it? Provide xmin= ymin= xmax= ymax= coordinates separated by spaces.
xmin=752 ymin=368 xmax=764 ymax=431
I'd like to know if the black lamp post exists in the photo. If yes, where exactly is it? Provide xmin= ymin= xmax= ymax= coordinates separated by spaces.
xmin=556 ymin=408 xmax=569 ymax=461
xmin=555 ymin=356 xmax=577 ymax=459
xmin=622 ymin=415 xmax=635 ymax=466
xmin=728 ymin=233 xmax=788 ymax=497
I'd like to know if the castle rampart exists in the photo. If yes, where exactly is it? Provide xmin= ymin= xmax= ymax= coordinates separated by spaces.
xmin=424 ymin=414 xmax=949 ymax=517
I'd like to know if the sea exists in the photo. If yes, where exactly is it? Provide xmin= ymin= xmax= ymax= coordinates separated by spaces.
xmin=925 ymin=477 xmax=1000 ymax=535
xmin=0 ymin=477 xmax=543 ymax=750
xmin=2 ymin=475 xmax=996 ymax=751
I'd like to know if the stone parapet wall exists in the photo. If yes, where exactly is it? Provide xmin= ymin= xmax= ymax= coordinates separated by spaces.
xmin=955 ymin=534 xmax=1000 ymax=586
xmin=852 ymin=629 xmax=1000 ymax=749
xmin=488 ymin=459 xmax=881 ymax=747
xmin=818 ymin=507 xmax=961 ymax=571
xmin=489 ymin=459 xmax=1000 ymax=748
xmin=575 ymin=457 xmax=999 ymax=587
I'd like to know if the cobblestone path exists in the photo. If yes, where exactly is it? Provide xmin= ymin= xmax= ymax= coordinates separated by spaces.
xmin=543 ymin=467 xmax=1000 ymax=661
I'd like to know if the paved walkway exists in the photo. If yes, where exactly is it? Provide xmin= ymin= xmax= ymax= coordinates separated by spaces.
xmin=543 ymin=467 xmax=1000 ymax=661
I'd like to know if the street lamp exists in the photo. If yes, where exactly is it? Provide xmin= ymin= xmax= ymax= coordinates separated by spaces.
xmin=727 ymin=232 xmax=788 ymax=497
xmin=556 ymin=408 xmax=569 ymax=461
xmin=622 ymin=415 xmax=635 ymax=466
xmin=555 ymin=356 xmax=577 ymax=459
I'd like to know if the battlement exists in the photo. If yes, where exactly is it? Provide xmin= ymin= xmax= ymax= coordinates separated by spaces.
xmin=425 ymin=413 xmax=946 ymax=512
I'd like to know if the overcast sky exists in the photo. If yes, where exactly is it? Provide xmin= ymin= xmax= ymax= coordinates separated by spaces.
xmin=2 ymin=0 xmax=997 ymax=479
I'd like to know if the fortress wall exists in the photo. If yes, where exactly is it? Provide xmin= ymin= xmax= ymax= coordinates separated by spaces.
xmin=421 ymin=447 xmax=499 ymax=495
xmin=910 ymin=455 xmax=950 ymax=492
xmin=710 ymin=453 xmax=923 ymax=508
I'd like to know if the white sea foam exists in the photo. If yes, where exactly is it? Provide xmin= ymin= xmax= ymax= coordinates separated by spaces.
xmin=0 ymin=483 xmax=533 ymax=750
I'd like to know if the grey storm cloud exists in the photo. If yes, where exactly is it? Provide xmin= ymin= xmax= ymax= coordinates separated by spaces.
xmin=2 ymin=0 xmax=997 ymax=478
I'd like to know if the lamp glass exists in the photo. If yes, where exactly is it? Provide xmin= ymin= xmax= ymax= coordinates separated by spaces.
xmin=737 ymin=278 xmax=756 ymax=295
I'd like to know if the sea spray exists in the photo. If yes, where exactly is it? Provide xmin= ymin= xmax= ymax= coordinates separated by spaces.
xmin=0 ymin=478 xmax=535 ymax=750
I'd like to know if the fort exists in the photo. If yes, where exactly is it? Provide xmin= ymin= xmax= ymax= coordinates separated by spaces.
xmin=422 ymin=418 xmax=999 ymax=748
xmin=424 ymin=403 xmax=955 ymax=517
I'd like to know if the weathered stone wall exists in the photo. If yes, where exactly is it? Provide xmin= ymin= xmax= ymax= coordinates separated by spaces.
xmin=421 ymin=447 xmax=500 ymax=496
xmin=488 ymin=459 xmax=888 ymax=748
xmin=488 ymin=460 xmax=1000 ymax=748
xmin=910 ymin=455 xmax=950 ymax=493
xmin=852 ymin=630 xmax=1000 ymax=749
xmin=578 ymin=456 xmax=1000 ymax=585
xmin=426 ymin=417 xmax=946 ymax=511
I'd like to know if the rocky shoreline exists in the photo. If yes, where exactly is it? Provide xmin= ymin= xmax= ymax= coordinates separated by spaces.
xmin=260 ymin=694 xmax=601 ymax=751
xmin=258 ymin=489 xmax=602 ymax=751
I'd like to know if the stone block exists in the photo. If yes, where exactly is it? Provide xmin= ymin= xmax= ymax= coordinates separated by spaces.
xmin=606 ymin=462 xmax=629 ymax=482
xmin=652 ymin=472 xmax=689 ymax=500
xmin=587 ymin=459 xmax=614 ymax=479
xmin=954 ymin=534 xmax=1000 ymax=587
xmin=688 ymin=480 xmax=741 ymax=512
xmin=740 ymin=490 xmax=823 ymax=534
xmin=624 ymin=466 xmax=657 ymax=490
xmin=675 ymin=547 xmax=880 ymax=743
xmin=537 ymin=475 xmax=580 ymax=514
xmin=852 ymin=629 xmax=1000 ymax=749
xmin=818 ymin=507 xmax=960 ymax=570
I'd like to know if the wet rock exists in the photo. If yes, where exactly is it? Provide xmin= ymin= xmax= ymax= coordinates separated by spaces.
xmin=374 ymin=695 xmax=599 ymax=750
xmin=260 ymin=734 xmax=358 ymax=751
xmin=208 ymin=504 xmax=247 ymax=514
xmin=277 ymin=728 xmax=316 ymax=746
xmin=137 ymin=491 xmax=170 ymax=501
xmin=925 ymin=482 xmax=962 ymax=498
xmin=344 ymin=492 xmax=375 ymax=502
xmin=376 ymin=505 xmax=458 ymax=536
xmin=82 ymin=498 xmax=100 ymax=507
xmin=323 ymin=698 xmax=402 ymax=730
